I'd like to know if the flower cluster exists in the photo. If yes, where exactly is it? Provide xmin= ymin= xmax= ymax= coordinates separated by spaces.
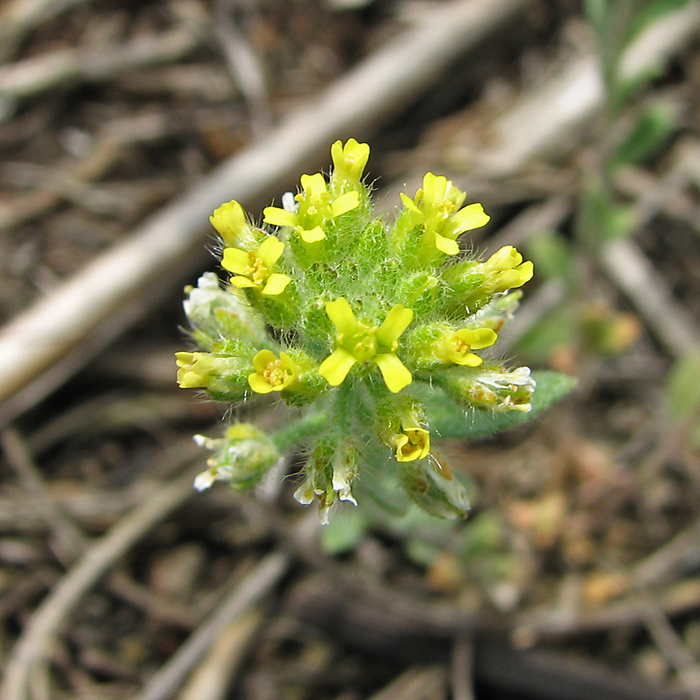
xmin=178 ymin=139 xmax=535 ymax=521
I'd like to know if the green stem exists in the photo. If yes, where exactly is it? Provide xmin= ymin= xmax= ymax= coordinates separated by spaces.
xmin=270 ymin=410 xmax=330 ymax=452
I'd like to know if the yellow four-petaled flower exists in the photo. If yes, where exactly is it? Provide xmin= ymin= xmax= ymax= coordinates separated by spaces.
xmin=221 ymin=236 xmax=291 ymax=296
xmin=319 ymin=297 xmax=414 ymax=393
xmin=483 ymin=245 xmax=534 ymax=292
xmin=401 ymin=172 xmax=490 ymax=257
xmin=392 ymin=424 xmax=430 ymax=462
xmin=331 ymin=138 xmax=371 ymax=186
xmin=248 ymin=349 xmax=299 ymax=394
xmin=263 ymin=173 xmax=360 ymax=243
xmin=436 ymin=327 xmax=497 ymax=367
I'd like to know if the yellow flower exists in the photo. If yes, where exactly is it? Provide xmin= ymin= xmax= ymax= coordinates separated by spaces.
xmin=319 ymin=297 xmax=413 ymax=393
xmin=435 ymin=327 xmax=497 ymax=367
xmin=400 ymin=172 xmax=489 ymax=257
xmin=221 ymin=236 xmax=291 ymax=296
xmin=331 ymin=138 xmax=370 ymax=186
xmin=210 ymin=200 xmax=260 ymax=249
xmin=248 ymin=349 xmax=299 ymax=394
xmin=392 ymin=421 xmax=430 ymax=462
xmin=176 ymin=351 xmax=217 ymax=388
xmin=263 ymin=173 xmax=360 ymax=243
xmin=483 ymin=245 xmax=534 ymax=293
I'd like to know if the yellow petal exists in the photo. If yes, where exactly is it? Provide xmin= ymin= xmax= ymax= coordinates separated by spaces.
xmin=517 ymin=260 xmax=534 ymax=284
xmin=248 ymin=372 xmax=274 ymax=394
xmin=453 ymin=353 xmax=483 ymax=367
xmin=252 ymin=349 xmax=277 ymax=373
xmin=325 ymin=297 xmax=357 ymax=334
xmin=262 ymin=273 xmax=291 ymax=296
xmin=447 ymin=203 xmax=490 ymax=235
xmin=175 ymin=351 xmax=194 ymax=368
xmin=300 ymin=173 xmax=327 ymax=198
xmin=331 ymin=191 xmax=360 ymax=217
xmin=374 ymin=353 xmax=412 ymax=393
xmin=230 ymin=276 xmax=256 ymax=289
xmin=210 ymin=201 xmax=248 ymax=245
xmin=400 ymin=192 xmax=420 ymax=213
xmin=258 ymin=235 xmax=284 ymax=267
xmin=487 ymin=245 xmax=522 ymax=271
xmin=221 ymin=247 xmax=251 ymax=275
xmin=376 ymin=305 xmax=413 ymax=347
xmin=422 ymin=172 xmax=447 ymax=204
xmin=319 ymin=348 xmax=357 ymax=386
xmin=263 ymin=206 xmax=298 ymax=227
xmin=456 ymin=328 xmax=497 ymax=350
xmin=300 ymin=225 xmax=326 ymax=243
xmin=434 ymin=234 xmax=460 ymax=256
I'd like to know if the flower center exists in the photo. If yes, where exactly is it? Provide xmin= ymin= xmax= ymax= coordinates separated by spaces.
xmin=452 ymin=337 xmax=470 ymax=354
xmin=246 ymin=252 xmax=268 ymax=286
xmin=263 ymin=359 xmax=287 ymax=387
xmin=344 ymin=323 xmax=377 ymax=361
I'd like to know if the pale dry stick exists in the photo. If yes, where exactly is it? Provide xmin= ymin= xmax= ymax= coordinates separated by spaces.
xmin=0 ymin=0 xmax=95 ymax=62
xmin=634 ymin=515 xmax=700 ymax=590
xmin=176 ymin=607 xmax=264 ymax=700
xmin=0 ymin=461 xmax=202 ymax=700
xmin=0 ymin=109 xmax=234 ymax=232
xmin=0 ymin=26 xmax=202 ymax=104
xmin=213 ymin=0 xmax=271 ymax=136
xmin=515 ymin=577 xmax=700 ymax=640
xmin=368 ymin=667 xmax=448 ymax=700
xmin=451 ymin=635 xmax=476 ymax=700
xmin=600 ymin=239 xmax=700 ymax=358
xmin=0 ymin=0 xmax=532 ymax=424
xmin=641 ymin=591 xmax=700 ymax=698
xmin=131 ymin=552 xmax=289 ymax=700
xmin=440 ymin=3 xmax=700 ymax=179
xmin=0 ymin=426 xmax=86 ymax=564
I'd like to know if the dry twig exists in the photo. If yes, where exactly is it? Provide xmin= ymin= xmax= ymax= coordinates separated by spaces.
xmin=131 ymin=553 xmax=289 ymax=700
xmin=0 ymin=458 xmax=202 ymax=700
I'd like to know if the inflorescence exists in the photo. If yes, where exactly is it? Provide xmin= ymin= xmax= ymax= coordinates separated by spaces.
xmin=177 ymin=139 xmax=535 ymax=521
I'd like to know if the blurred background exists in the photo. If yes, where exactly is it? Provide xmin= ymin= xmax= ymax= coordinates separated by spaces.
xmin=2 ymin=0 xmax=700 ymax=698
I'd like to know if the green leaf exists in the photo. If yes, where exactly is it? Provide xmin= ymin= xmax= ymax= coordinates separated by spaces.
xmin=623 ymin=0 xmax=692 ymax=47
xmin=526 ymin=233 xmax=574 ymax=282
xmin=667 ymin=351 xmax=700 ymax=420
xmin=421 ymin=371 xmax=576 ymax=440
xmin=516 ymin=302 xmax=578 ymax=361
xmin=320 ymin=504 xmax=369 ymax=554
xmin=612 ymin=100 xmax=678 ymax=167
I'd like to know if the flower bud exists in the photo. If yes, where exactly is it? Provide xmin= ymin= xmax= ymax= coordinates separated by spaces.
xmin=183 ymin=272 xmax=268 ymax=350
xmin=379 ymin=398 xmax=431 ymax=463
xmin=210 ymin=200 xmax=263 ymax=249
xmin=175 ymin=351 xmax=250 ymax=401
xmin=443 ymin=365 xmax=536 ymax=412
xmin=193 ymin=424 xmax=279 ymax=491
xmin=401 ymin=454 xmax=469 ymax=519
xmin=294 ymin=437 xmax=359 ymax=523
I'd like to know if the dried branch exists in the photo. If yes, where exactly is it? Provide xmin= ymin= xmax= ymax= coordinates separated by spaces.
xmin=0 ymin=0 xmax=95 ymax=63
xmin=0 ymin=26 xmax=202 ymax=104
xmin=600 ymin=239 xmax=700 ymax=358
xmin=131 ymin=553 xmax=289 ymax=700
xmin=0 ymin=459 xmax=202 ymax=700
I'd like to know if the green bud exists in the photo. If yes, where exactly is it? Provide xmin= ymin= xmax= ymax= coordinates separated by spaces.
xmin=294 ymin=437 xmax=359 ymax=524
xmin=175 ymin=351 xmax=250 ymax=402
xmin=401 ymin=454 xmax=469 ymax=519
xmin=193 ymin=424 xmax=279 ymax=491
xmin=183 ymin=273 xmax=268 ymax=350
xmin=442 ymin=365 xmax=536 ymax=412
